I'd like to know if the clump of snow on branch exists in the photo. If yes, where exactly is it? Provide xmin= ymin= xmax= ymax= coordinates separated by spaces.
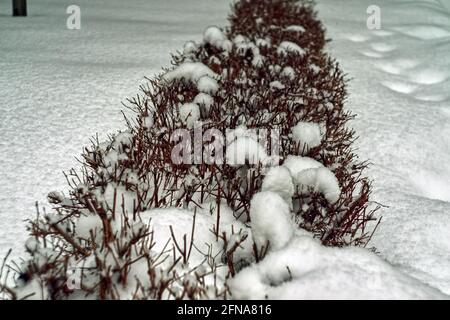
xmin=179 ymin=103 xmax=201 ymax=129
xmin=283 ymin=155 xmax=323 ymax=176
xmin=281 ymin=66 xmax=296 ymax=80
xmin=291 ymin=121 xmax=323 ymax=152
xmin=203 ymin=26 xmax=232 ymax=52
xmin=197 ymin=76 xmax=219 ymax=94
xmin=285 ymin=25 xmax=306 ymax=33
xmin=183 ymin=41 xmax=198 ymax=56
xmin=270 ymin=80 xmax=286 ymax=90
xmin=282 ymin=155 xmax=340 ymax=204
xmin=250 ymin=192 xmax=294 ymax=251
xmin=296 ymin=167 xmax=341 ymax=204
xmin=162 ymin=62 xmax=217 ymax=84
xmin=193 ymin=93 xmax=214 ymax=115
xmin=261 ymin=166 xmax=295 ymax=204
xmin=277 ymin=41 xmax=306 ymax=56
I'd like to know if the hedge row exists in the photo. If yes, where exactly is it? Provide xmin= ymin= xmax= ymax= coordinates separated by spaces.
xmin=0 ymin=0 xmax=378 ymax=300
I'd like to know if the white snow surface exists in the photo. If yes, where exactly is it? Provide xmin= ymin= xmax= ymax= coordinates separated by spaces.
xmin=229 ymin=230 xmax=447 ymax=300
xmin=1 ymin=0 xmax=450 ymax=299
xmin=317 ymin=0 xmax=450 ymax=295
xmin=0 ymin=0 xmax=230 ymax=260
xmin=140 ymin=206 xmax=252 ymax=274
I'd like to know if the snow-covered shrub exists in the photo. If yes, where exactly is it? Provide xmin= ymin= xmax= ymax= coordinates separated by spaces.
xmin=1 ymin=0 xmax=379 ymax=299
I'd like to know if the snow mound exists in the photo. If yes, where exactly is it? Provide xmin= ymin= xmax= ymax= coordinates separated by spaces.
xmin=140 ymin=206 xmax=252 ymax=269
xmin=229 ymin=231 xmax=447 ymax=300
xmin=250 ymin=192 xmax=294 ymax=251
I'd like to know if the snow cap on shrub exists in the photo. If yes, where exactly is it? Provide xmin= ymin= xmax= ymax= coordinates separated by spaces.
xmin=162 ymin=62 xmax=217 ymax=84
xmin=250 ymin=191 xmax=294 ymax=251
xmin=142 ymin=114 xmax=154 ymax=129
xmin=261 ymin=166 xmax=295 ymax=204
xmin=285 ymin=25 xmax=306 ymax=33
xmin=194 ymin=93 xmax=214 ymax=115
xmin=281 ymin=66 xmax=296 ymax=80
xmin=277 ymin=41 xmax=306 ymax=56
xmin=292 ymin=121 xmax=323 ymax=152
xmin=183 ymin=41 xmax=198 ymax=55
xmin=197 ymin=75 xmax=219 ymax=94
xmin=283 ymin=155 xmax=323 ymax=177
xmin=179 ymin=103 xmax=201 ymax=129
xmin=296 ymin=167 xmax=341 ymax=203
xmin=270 ymin=80 xmax=285 ymax=90
xmin=203 ymin=26 xmax=232 ymax=52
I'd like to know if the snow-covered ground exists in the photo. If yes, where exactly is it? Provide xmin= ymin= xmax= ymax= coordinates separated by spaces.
xmin=1 ymin=0 xmax=449 ymax=298
xmin=0 ymin=0 xmax=229 ymax=259
xmin=318 ymin=0 xmax=450 ymax=295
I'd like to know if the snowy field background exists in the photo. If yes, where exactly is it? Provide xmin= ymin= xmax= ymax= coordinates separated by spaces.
xmin=317 ymin=0 xmax=450 ymax=295
xmin=1 ymin=0 xmax=449 ymax=298
xmin=0 ymin=0 xmax=229 ymax=259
